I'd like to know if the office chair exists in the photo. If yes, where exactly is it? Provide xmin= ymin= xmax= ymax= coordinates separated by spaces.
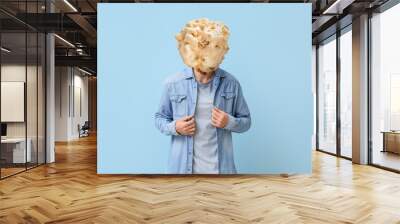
xmin=79 ymin=121 xmax=90 ymax=138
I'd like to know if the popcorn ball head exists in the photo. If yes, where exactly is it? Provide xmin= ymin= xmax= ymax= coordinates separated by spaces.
xmin=176 ymin=18 xmax=230 ymax=73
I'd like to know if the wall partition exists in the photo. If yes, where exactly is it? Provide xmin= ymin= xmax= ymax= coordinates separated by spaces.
xmin=98 ymin=3 xmax=313 ymax=174
xmin=0 ymin=1 xmax=47 ymax=179
xmin=0 ymin=31 xmax=28 ymax=177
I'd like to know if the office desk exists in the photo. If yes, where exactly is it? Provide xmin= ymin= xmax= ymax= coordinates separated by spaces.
xmin=382 ymin=131 xmax=400 ymax=154
xmin=1 ymin=138 xmax=32 ymax=164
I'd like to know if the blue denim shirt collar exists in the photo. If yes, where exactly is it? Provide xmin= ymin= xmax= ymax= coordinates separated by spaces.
xmin=182 ymin=67 xmax=226 ymax=80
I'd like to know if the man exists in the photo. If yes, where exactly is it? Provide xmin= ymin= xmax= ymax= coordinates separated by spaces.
xmin=155 ymin=18 xmax=251 ymax=174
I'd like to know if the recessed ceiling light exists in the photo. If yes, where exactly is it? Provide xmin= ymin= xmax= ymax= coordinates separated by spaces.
xmin=63 ymin=0 xmax=78 ymax=12
xmin=322 ymin=0 xmax=354 ymax=15
xmin=1 ymin=47 xmax=11 ymax=53
xmin=54 ymin=34 xmax=75 ymax=48
xmin=78 ymin=67 xmax=93 ymax=76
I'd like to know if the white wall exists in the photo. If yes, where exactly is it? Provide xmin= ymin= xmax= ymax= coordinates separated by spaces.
xmin=55 ymin=67 xmax=89 ymax=141
xmin=1 ymin=65 xmax=42 ymax=138
xmin=55 ymin=66 xmax=70 ymax=141
xmin=1 ymin=66 xmax=26 ymax=138
xmin=71 ymin=72 xmax=89 ymax=138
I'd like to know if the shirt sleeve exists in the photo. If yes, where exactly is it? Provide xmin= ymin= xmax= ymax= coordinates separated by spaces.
xmin=223 ymin=82 xmax=251 ymax=133
xmin=155 ymin=82 xmax=179 ymax=136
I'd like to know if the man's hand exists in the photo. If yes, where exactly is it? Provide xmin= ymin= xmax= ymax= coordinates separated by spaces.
xmin=175 ymin=115 xmax=196 ymax=136
xmin=211 ymin=107 xmax=229 ymax=128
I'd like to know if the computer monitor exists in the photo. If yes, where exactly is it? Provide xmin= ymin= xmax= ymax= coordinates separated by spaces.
xmin=1 ymin=123 xmax=7 ymax=137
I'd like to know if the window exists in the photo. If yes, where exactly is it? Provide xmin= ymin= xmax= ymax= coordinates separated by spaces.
xmin=317 ymin=36 xmax=337 ymax=154
xmin=371 ymin=3 xmax=400 ymax=171
xmin=339 ymin=28 xmax=352 ymax=158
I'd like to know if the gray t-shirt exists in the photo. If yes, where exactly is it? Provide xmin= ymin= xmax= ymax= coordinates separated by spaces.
xmin=193 ymin=80 xmax=219 ymax=174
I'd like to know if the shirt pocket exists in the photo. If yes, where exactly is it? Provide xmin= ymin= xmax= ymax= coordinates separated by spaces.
xmin=170 ymin=94 xmax=187 ymax=118
xmin=220 ymin=91 xmax=236 ymax=114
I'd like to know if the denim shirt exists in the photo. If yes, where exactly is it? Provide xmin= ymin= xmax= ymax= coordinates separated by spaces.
xmin=155 ymin=67 xmax=251 ymax=174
